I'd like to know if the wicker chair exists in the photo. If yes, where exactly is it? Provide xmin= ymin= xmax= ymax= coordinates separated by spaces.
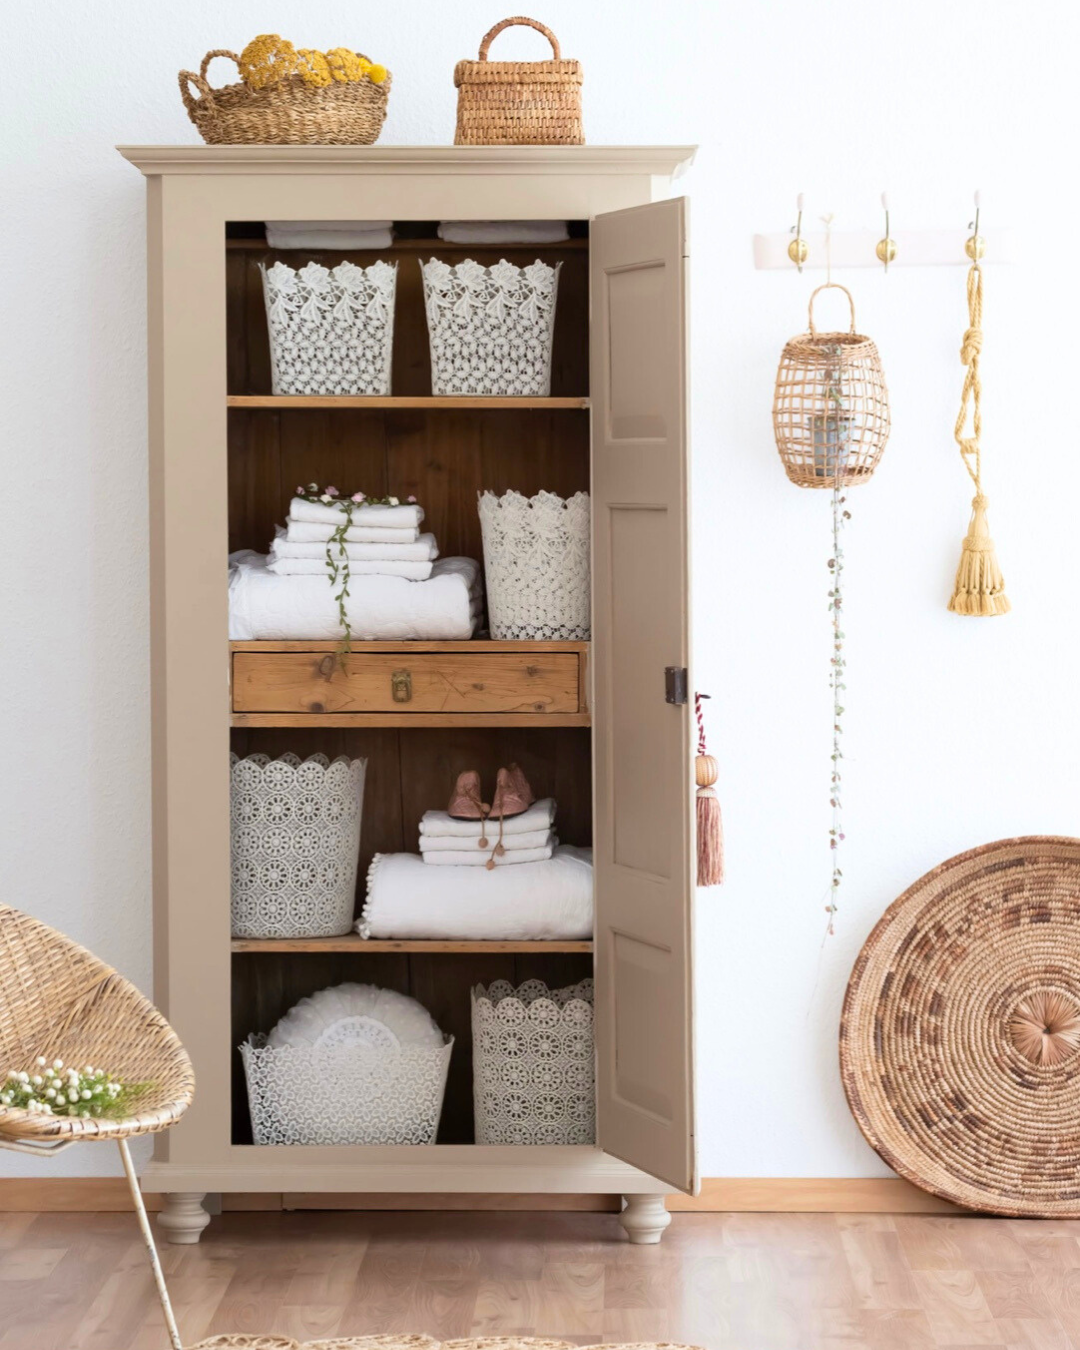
xmin=0 ymin=903 xmax=195 ymax=1349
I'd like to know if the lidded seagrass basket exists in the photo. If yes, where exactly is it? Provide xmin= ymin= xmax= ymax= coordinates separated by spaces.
xmin=773 ymin=283 xmax=890 ymax=488
xmin=454 ymin=17 xmax=583 ymax=145
xmin=179 ymin=47 xmax=391 ymax=146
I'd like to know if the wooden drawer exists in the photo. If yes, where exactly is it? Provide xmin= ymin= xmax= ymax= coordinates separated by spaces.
xmin=231 ymin=646 xmax=585 ymax=719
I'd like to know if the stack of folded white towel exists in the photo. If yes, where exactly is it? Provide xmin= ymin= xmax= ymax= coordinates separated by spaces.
xmin=436 ymin=220 xmax=569 ymax=245
xmin=418 ymin=798 xmax=558 ymax=867
xmin=265 ymin=220 xmax=394 ymax=250
xmin=268 ymin=495 xmax=437 ymax=580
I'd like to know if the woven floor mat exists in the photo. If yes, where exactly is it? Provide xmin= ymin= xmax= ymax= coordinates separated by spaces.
xmin=189 ymin=1337 xmax=703 ymax=1349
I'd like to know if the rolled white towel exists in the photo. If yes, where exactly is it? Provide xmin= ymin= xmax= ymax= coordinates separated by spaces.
xmin=418 ymin=827 xmax=554 ymax=854
xmin=268 ymin=557 xmax=435 ymax=580
xmin=421 ymin=841 xmax=556 ymax=867
xmin=437 ymin=220 xmax=570 ymax=244
xmin=419 ymin=797 xmax=556 ymax=839
xmin=290 ymin=497 xmax=424 ymax=530
xmin=272 ymin=528 xmax=439 ymax=561
xmin=286 ymin=520 xmax=421 ymax=545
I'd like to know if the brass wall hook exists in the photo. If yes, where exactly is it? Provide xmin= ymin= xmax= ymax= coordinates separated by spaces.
xmin=965 ymin=189 xmax=986 ymax=261
xmin=875 ymin=191 xmax=897 ymax=271
xmin=788 ymin=193 xmax=809 ymax=271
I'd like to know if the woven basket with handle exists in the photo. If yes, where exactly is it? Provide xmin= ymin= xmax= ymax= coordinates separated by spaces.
xmin=179 ymin=49 xmax=391 ymax=146
xmin=772 ymin=283 xmax=890 ymax=488
xmin=454 ymin=17 xmax=583 ymax=145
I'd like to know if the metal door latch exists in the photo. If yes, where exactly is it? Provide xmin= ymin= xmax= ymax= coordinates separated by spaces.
xmin=391 ymin=669 xmax=413 ymax=703
xmin=665 ymin=666 xmax=688 ymax=705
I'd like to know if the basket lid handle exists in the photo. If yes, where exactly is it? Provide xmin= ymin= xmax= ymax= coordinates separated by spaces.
xmin=808 ymin=282 xmax=857 ymax=337
xmin=478 ymin=16 xmax=561 ymax=61
xmin=178 ymin=50 xmax=242 ymax=114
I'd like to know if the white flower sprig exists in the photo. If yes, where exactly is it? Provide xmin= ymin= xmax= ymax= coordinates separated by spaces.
xmin=0 ymin=1058 xmax=140 ymax=1119
xmin=826 ymin=484 xmax=851 ymax=935
xmin=294 ymin=483 xmax=419 ymax=661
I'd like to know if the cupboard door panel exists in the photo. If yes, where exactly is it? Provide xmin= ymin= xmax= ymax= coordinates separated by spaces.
xmin=591 ymin=197 xmax=696 ymax=1194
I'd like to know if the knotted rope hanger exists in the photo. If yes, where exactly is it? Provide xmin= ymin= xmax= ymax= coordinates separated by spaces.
xmin=948 ymin=253 xmax=1010 ymax=615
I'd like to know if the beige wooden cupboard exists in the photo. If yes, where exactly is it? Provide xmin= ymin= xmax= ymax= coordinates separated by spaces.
xmin=119 ymin=145 xmax=697 ymax=1246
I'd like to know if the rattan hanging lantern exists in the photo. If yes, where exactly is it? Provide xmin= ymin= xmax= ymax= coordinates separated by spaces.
xmin=773 ymin=283 xmax=890 ymax=488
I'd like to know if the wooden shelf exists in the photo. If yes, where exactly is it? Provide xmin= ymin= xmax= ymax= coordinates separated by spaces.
xmin=228 ymin=640 xmax=588 ymax=653
xmin=228 ymin=395 xmax=589 ymax=410
xmin=232 ymin=711 xmax=590 ymax=728
xmin=226 ymin=236 xmax=589 ymax=252
xmin=232 ymin=937 xmax=593 ymax=954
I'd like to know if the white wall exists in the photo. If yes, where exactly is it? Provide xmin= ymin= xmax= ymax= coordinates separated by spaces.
xmin=2 ymin=0 xmax=1077 ymax=1179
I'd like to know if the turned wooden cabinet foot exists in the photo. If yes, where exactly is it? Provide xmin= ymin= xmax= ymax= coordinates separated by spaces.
xmin=619 ymin=1194 xmax=671 ymax=1244
xmin=157 ymin=1192 xmax=211 ymax=1245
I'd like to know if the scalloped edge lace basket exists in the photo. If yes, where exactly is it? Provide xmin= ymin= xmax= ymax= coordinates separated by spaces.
xmin=472 ymin=979 xmax=595 ymax=1145
xmin=478 ymin=490 xmax=590 ymax=640
xmin=230 ymin=752 xmax=366 ymax=939
xmin=260 ymin=259 xmax=397 ymax=396
xmin=241 ymin=1034 xmax=453 ymax=1145
xmin=420 ymin=258 xmax=561 ymax=396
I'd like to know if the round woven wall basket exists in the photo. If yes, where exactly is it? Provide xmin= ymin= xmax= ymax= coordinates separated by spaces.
xmin=841 ymin=836 xmax=1080 ymax=1216
xmin=773 ymin=283 xmax=890 ymax=488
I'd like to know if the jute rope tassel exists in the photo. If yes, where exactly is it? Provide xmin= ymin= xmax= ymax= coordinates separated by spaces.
xmin=694 ymin=693 xmax=723 ymax=886
xmin=948 ymin=262 xmax=1010 ymax=615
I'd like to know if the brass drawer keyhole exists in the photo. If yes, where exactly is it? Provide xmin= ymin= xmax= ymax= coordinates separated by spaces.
xmin=391 ymin=669 xmax=412 ymax=703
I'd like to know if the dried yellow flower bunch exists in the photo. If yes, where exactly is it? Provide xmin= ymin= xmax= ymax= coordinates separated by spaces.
xmin=238 ymin=34 xmax=389 ymax=90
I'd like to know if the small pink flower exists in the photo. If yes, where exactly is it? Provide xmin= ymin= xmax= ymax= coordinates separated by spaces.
xmin=325 ymin=486 xmax=339 ymax=498
xmin=296 ymin=485 xmax=304 ymax=495
xmin=351 ymin=492 xmax=366 ymax=503
xmin=407 ymin=495 xmax=417 ymax=504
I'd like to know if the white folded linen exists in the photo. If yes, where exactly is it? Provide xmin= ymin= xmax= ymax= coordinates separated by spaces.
xmin=266 ymin=221 xmax=394 ymax=249
xmin=268 ymin=557 xmax=435 ymax=580
xmin=286 ymin=520 xmax=421 ymax=545
xmin=228 ymin=552 xmax=482 ymax=641
xmin=418 ymin=797 xmax=556 ymax=839
xmin=289 ymin=498 xmax=424 ymax=530
xmin=272 ymin=528 xmax=439 ymax=561
xmin=421 ymin=838 xmax=556 ymax=867
xmin=359 ymin=845 xmax=593 ymax=940
xmin=418 ymin=827 xmax=554 ymax=854
xmin=437 ymin=220 xmax=570 ymax=244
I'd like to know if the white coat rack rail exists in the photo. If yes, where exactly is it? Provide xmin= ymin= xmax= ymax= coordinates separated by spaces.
xmin=753 ymin=228 xmax=1015 ymax=270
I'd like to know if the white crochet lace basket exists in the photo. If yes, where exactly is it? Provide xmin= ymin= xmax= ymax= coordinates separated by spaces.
xmin=260 ymin=260 xmax=397 ymax=396
xmin=230 ymin=753 xmax=366 ymax=939
xmin=420 ymin=257 xmax=561 ymax=396
xmin=241 ymin=1034 xmax=453 ymax=1146
xmin=472 ymin=978 xmax=595 ymax=1146
xmin=478 ymin=490 xmax=590 ymax=640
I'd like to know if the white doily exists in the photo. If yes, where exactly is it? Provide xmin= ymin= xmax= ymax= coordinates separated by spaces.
xmin=260 ymin=260 xmax=397 ymax=396
xmin=421 ymin=258 xmax=561 ymax=396
xmin=478 ymin=490 xmax=590 ymax=640
xmin=267 ymin=983 xmax=445 ymax=1051
xmin=241 ymin=1035 xmax=453 ymax=1146
xmin=471 ymin=979 xmax=595 ymax=1146
xmin=230 ymin=753 xmax=366 ymax=939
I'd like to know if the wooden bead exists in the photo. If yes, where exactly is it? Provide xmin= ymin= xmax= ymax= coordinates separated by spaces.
xmin=695 ymin=754 xmax=719 ymax=788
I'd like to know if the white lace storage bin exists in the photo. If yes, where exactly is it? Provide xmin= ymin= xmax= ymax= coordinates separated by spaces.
xmin=241 ymin=1036 xmax=453 ymax=1146
xmin=260 ymin=260 xmax=397 ymax=395
xmin=420 ymin=257 xmax=561 ymax=396
xmin=472 ymin=978 xmax=595 ymax=1145
xmin=478 ymin=490 xmax=590 ymax=639
xmin=230 ymin=752 xmax=366 ymax=939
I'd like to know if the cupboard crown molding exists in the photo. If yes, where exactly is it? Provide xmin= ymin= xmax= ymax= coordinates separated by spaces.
xmin=117 ymin=144 xmax=697 ymax=178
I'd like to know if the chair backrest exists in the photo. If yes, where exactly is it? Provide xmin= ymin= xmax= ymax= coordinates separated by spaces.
xmin=0 ymin=903 xmax=192 ymax=1103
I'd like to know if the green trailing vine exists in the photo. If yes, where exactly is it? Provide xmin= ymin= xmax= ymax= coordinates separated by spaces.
xmin=826 ymin=483 xmax=850 ymax=935
xmin=294 ymin=483 xmax=417 ymax=662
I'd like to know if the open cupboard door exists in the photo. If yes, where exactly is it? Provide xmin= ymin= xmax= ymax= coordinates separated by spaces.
xmin=590 ymin=197 xmax=696 ymax=1194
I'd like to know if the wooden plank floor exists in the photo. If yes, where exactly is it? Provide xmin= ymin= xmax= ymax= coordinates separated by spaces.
xmin=3 ymin=1208 xmax=1080 ymax=1349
